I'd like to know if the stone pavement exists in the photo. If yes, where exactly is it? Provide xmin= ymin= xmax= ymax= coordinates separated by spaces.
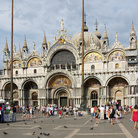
xmin=0 ymin=112 xmax=137 ymax=138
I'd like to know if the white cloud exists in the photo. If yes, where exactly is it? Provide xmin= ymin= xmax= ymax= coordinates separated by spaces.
xmin=0 ymin=0 xmax=138 ymax=69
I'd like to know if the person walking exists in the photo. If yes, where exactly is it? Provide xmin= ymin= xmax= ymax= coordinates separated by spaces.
xmin=131 ymin=105 xmax=138 ymax=130
xmin=12 ymin=104 xmax=16 ymax=122
xmin=95 ymin=106 xmax=99 ymax=124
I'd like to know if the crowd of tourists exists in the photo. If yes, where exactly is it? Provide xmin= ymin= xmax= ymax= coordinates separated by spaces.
xmin=90 ymin=103 xmax=138 ymax=130
xmin=0 ymin=102 xmax=138 ymax=130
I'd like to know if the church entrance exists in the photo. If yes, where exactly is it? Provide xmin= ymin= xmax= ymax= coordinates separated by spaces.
xmin=60 ymin=97 xmax=67 ymax=107
xmin=92 ymin=100 xmax=97 ymax=107
xmin=116 ymin=91 xmax=123 ymax=106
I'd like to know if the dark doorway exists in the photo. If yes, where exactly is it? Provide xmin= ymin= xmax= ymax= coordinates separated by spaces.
xmin=33 ymin=101 xmax=38 ymax=106
xmin=117 ymin=100 xmax=121 ymax=106
xmin=92 ymin=100 xmax=97 ymax=107
xmin=60 ymin=97 xmax=67 ymax=107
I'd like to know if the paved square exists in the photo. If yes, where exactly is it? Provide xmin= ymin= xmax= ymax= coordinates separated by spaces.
xmin=0 ymin=112 xmax=137 ymax=138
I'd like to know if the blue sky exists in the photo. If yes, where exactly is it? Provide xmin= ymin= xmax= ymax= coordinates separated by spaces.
xmin=0 ymin=0 xmax=138 ymax=69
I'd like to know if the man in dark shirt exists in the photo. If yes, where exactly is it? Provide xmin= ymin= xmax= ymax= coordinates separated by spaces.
xmin=12 ymin=104 xmax=16 ymax=122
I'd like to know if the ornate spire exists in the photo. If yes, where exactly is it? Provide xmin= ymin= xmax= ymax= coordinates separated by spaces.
xmin=43 ymin=31 xmax=47 ymax=44
xmin=4 ymin=38 xmax=9 ymax=52
xmin=130 ymin=22 xmax=136 ymax=36
xmin=103 ymin=25 xmax=108 ymax=39
xmin=18 ymin=43 xmax=21 ymax=56
xmin=23 ymin=35 xmax=27 ymax=48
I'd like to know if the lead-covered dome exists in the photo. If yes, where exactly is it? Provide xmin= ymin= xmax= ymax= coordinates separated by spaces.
xmin=72 ymin=31 xmax=101 ymax=50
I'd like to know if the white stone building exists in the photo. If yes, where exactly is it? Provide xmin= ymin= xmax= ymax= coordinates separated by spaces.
xmin=0 ymin=20 xmax=138 ymax=108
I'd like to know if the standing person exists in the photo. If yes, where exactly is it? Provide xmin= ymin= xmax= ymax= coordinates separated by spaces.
xmin=73 ymin=106 xmax=78 ymax=120
xmin=95 ymin=106 xmax=99 ymax=124
xmin=42 ymin=106 xmax=45 ymax=118
xmin=110 ymin=105 xmax=115 ymax=125
xmin=4 ymin=102 xmax=11 ymax=122
xmin=59 ymin=109 xmax=62 ymax=119
xmin=100 ymin=105 xmax=105 ymax=120
xmin=12 ymin=104 xmax=16 ymax=122
xmin=90 ymin=106 xmax=94 ymax=122
xmin=26 ymin=106 xmax=30 ymax=119
xmin=131 ymin=105 xmax=138 ymax=130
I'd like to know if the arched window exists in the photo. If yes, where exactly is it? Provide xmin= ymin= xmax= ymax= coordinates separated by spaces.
xmin=91 ymin=91 xmax=98 ymax=99
xmin=91 ymin=65 xmax=95 ymax=72
xmin=115 ymin=63 xmax=119 ymax=69
xmin=34 ymin=69 xmax=37 ymax=74
xmin=32 ymin=92 xmax=38 ymax=100
xmin=15 ymin=70 xmax=18 ymax=75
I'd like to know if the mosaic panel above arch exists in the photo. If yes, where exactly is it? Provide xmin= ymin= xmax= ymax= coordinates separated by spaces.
xmin=84 ymin=52 xmax=103 ymax=63
xmin=108 ymin=77 xmax=128 ymax=87
xmin=48 ymin=75 xmax=72 ymax=88
xmin=13 ymin=60 xmax=23 ymax=68
xmin=28 ymin=58 xmax=42 ymax=67
xmin=108 ymin=51 xmax=125 ymax=61
xmin=84 ymin=78 xmax=101 ymax=87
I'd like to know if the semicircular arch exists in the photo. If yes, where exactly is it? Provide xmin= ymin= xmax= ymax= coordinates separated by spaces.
xmin=53 ymin=87 xmax=71 ymax=99
xmin=43 ymin=70 xmax=76 ymax=89
xmin=105 ymin=75 xmax=129 ymax=86
xmin=27 ymin=56 xmax=43 ymax=67
xmin=47 ymin=46 xmax=79 ymax=66
xmin=21 ymin=79 xmax=38 ymax=90
xmin=84 ymin=76 xmax=103 ymax=86
xmin=107 ymin=49 xmax=125 ymax=62
xmin=84 ymin=51 xmax=103 ymax=63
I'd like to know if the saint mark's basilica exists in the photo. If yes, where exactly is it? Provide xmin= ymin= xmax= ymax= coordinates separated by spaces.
xmin=0 ymin=19 xmax=138 ymax=108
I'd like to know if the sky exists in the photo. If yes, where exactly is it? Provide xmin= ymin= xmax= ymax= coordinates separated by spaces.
xmin=0 ymin=0 xmax=138 ymax=69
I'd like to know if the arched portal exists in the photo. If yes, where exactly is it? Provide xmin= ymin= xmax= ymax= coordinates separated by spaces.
xmin=23 ymin=81 xmax=38 ymax=106
xmin=84 ymin=78 xmax=101 ymax=107
xmin=54 ymin=89 xmax=69 ymax=107
xmin=4 ymin=83 xmax=18 ymax=105
xmin=47 ymin=74 xmax=72 ymax=107
xmin=107 ymin=77 xmax=128 ymax=106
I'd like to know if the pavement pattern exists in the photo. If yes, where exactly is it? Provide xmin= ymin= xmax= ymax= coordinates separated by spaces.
xmin=0 ymin=112 xmax=137 ymax=138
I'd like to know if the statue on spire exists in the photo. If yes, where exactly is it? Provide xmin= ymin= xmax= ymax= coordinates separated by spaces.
xmin=115 ymin=32 xmax=118 ymax=42
xmin=60 ymin=19 xmax=64 ymax=31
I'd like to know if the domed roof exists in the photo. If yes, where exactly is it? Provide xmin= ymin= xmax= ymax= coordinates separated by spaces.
xmin=72 ymin=31 xmax=101 ymax=49
xmin=94 ymin=31 xmax=101 ymax=39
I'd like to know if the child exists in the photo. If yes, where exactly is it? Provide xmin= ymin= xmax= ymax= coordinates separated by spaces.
xmin=59 ymin=110 xmax=61 ymax=119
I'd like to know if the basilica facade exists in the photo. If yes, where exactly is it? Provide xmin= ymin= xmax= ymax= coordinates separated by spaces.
xmin=0 ymin=20 xmax=138 ymax=108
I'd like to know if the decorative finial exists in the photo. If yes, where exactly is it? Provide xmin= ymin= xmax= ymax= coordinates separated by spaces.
xmin=84 ymin=13 xmax=87 ymax=24
xmin=95 ymin=19 xmax=98 ymax=31
xmin=14 ymin=44 xmax=16 ymax=53
xmin=33 ymin=41 xmax=35 ymax=50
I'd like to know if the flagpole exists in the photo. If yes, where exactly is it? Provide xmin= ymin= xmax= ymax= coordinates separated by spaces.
xmin=81 ymin=0 xmax=85 ymax=111
xmin=10 ymin=0 xmax=14 ymax=107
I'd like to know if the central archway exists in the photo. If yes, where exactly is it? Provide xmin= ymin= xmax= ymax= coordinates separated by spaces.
xmin=47 ymin=74 xmax=72 ymax=107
